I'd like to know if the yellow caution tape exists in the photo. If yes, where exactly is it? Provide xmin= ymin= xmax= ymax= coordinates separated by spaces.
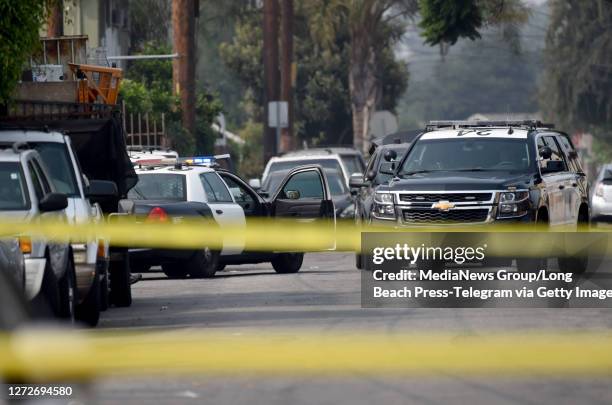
xmin=1 ymin=330 xmax=612 ymax=380
xmin=0 ymin=218 xmax=608 ymax=255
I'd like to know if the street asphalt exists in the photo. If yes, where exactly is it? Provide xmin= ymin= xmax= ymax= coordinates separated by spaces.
xmin=87 ymin=252 xmax=612 ymax=404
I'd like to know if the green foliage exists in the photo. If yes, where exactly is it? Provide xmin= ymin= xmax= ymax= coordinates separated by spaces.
xmin=236 ymin=121 xmax=264 ymax=179
xmin=0 ymin=0 xmax=49 ymax=105
xmin=540 ymin=0 xmax=612 ymax=136
xmin=194 ymin=92 xmax=224 ymax=154
xmin=419 ymin=0 xmax=483 ymax=45
xmin=128 ymin=0 xmax=171 ymax=52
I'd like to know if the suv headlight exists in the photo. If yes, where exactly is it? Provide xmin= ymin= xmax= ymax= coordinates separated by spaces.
xmin=373 ymin=193 xmax=396 ymax=220
xmin=374 ymin=193 xmax=394 ymax=204
xmin=497 ymin=191 xmax=530 ymax=218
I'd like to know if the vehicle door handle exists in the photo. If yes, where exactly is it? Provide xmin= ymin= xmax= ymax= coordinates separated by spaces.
xmin=558 ymin=185 xmax=565 ymax=190
xmin=216 ymin=209 xmax=224 ymax=214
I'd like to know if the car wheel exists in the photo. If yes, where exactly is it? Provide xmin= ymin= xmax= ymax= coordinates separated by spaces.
xmin=162 ymin=264 xmax=189 ymax=279
xmin=216 ymin=263 xmax=226 ymax=272
xmin=57 ymin=258 xmax=76 ymax=323
xmin=272 ymin=253 xmax=304 ymax=274
xmin=355 ymin=253 xmax=363 ymax=269
xmin=131 ymin=264 xmax=151 ymax=273
xmin=109 ymin=251 xmax=132 ymax=307
xmin=186 ymin=248 xmax=220 ymax=278
xmin=75 ymin=269 xmax=101 ymax=327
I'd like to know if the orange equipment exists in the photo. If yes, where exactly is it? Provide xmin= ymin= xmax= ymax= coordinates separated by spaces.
xmin=68 ymin=63 xmax=123 ymax=105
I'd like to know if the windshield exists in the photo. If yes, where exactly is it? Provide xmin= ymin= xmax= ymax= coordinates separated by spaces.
xmin=266 ymin=159 xmax=343 ymax=178
xmin=264 ymin=169 xmax=347 ymax=196
xmin=30 ymin=142 xmax=80 ymax=196
xmin=0 ymin=163 xmax=29 ymax=210
xmin=398 ymin=139 xmax=531 ymax=175
xmin=341 ymin=155 xmax=364 ymax=175
xmin=129 ymin=174 xmax=187 ymax=201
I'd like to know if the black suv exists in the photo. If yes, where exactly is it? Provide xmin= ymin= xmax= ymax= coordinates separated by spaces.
xmin=357 ymin=121 xmax=589 ymax=228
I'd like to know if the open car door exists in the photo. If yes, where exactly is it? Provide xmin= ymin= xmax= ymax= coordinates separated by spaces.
xmin=271 ymin=165 xmax=336 ymax=250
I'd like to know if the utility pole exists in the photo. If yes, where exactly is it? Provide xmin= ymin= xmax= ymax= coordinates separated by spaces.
xmin=279 ymin=0 xmax=294 ymax=153
xmin=263 ymin=0 xmax=280 ymax=162
xmin=172 ymin=0 xmax=198 ymax=136
xmin=46 ymin=0 xmax=63 ymax=37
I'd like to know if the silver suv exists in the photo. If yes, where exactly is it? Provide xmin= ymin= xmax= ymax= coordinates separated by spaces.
xmin=0 ymin=144 xmax=75 ymax=321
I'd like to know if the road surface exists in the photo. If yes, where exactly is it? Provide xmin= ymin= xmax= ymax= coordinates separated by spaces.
xmin=89 ymin=252 xmax=612 ymax=404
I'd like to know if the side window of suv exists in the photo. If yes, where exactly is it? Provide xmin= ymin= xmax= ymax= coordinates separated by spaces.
xmin=557 ymin=135 xmax=582 ymax=173
xmin=538 ymin=136 xmax=567 ymax=172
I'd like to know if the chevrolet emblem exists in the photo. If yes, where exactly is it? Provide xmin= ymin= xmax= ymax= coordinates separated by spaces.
xmin=431 ymin=200 xmax=455 ymax=211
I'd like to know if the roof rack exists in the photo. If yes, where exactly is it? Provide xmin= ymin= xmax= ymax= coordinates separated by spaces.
xmin=425 ymin=120 xmax=554 ymax=132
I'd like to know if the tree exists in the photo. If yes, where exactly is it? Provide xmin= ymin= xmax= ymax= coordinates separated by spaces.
xmin=540 ymin=0 xmax=612 ymax=136
xmin=0 ymin=0 xmax=50 ymax=106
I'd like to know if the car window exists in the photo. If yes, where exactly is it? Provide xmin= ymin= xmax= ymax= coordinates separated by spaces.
xmin=399 ymin=139 xmax=530 ymax=174
xmin=200 ymin=172 xmax=233 ymax=203
xmin=267 ymin=159 xmax=343 ymax=177
xmin=30 ymin=142 xmax=79 ymax=197
xmin=27 ymin=161 xmax=45 ymax=201
xmin=280 ymin=170 xmax=324 ymax=199
xmin=556 ymin=135 xmax=582 ymax=173
xmin=0 ymin=163 xmax=29 ymax=210
xmin=219 ymin=174 xmax=256 ymax=205
xmin=541 ymin=136 xmax=567 ymax=172
xmin=129 ymin=174 xmax=187 ymax=201
xmin=341 ymin=155 xmax=363 ymax=175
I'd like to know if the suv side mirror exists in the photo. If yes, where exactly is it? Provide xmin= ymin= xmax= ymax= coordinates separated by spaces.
xmin=383 ymin=150 xmax=397 ymax=162
xmin=349 ymin=173 xmax=365 ymax=189
xmin=39 ymin=192 xmax=68 ymax=212
xmin=539 ymin=146 xmax=553 ymax=160
xmin=248 ymin=178 xmax=261 ymax=190
xmin=542 ymin=160 xmax=565 ymax=174
xmin=87 ymin=180 xmax=118 ymax=201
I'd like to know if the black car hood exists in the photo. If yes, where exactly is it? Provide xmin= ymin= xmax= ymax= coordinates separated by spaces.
xmin=380 ymin=171 xmax=534 ymax=192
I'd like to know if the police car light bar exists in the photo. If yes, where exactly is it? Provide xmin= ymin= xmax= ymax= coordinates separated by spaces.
xmin=426 ymin=120 xmax=555 ymax=131
xmin=180 ymin=154 xmax=231 ymax=167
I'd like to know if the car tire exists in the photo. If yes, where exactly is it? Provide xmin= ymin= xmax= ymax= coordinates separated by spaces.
xmin=131 ymin=264 xmax=151 ymax=273
xmin=186 ymin=248 xmax=220 ymax=278
xmin=216 ymin=263 xmax=226 ymax=272
xmin=75 ymin=269 xmax=101 ymax=327
xmin=272 ymin=253 xmax=304 ymax=274
xmin=355 ymin=253 xmax=363 ymax=269
xmin=162 ymin=264 xmax=189 ymax=279
xmin=109 ymin=251 xmax=132 ymax=307
xmin=57 ymin=258 xmax=76 ymax=323
xmin=33 ymin=261 xmax=60 ymax=318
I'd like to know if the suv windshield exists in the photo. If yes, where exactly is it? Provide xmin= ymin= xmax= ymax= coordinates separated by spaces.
xmin=267 ymin=159 xmax=343 ymax=177
xmin=398 ymin=138 xmax=531 ymax=175
xmin=129 ymin=174 xmax=187 ymax=201
xmin=30 ymin=142 xmax=80 ymax=196
xmin=0 ymin=163 xmax=29 ymax=210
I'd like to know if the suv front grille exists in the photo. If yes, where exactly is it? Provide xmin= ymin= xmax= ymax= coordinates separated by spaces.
xmin=402 ymin=208 xmax=489 ymax=224
xmin=399 ymin=193 xmax=493 ymax=203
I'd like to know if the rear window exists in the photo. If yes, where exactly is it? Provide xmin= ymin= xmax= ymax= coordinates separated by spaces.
xmin=0 ymin=163 xmax=29 ymax=210
xmin=129 ymin=174 xmax=187 ymax=201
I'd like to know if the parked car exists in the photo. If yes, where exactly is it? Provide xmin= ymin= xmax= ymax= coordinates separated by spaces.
xmin=257 ymin=148 xmax=363 ymax=189
xmin=355 ymin=120 xmax=590 ymax=272
xmin=0 ymin=129 xmax=120 ymax=326
xmin=263 ymin=167 xmax=354 ymax=219
xmin=128 ymin=159 xmax=335 ymax=277
xmin=282 ymin=147 xmax=365 ymax=176
xmin=0 ymin=144 xmax=74 ymax=321
xmin=0 ymin=237 xmax=26 ymax=291
xmin=591 ymin=164 xmax=612 ymax=224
